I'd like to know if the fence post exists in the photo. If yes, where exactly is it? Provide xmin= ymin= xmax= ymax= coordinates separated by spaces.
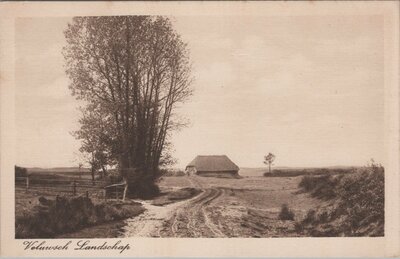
xmin=73 ymin=180 xmax=77 ymax=196
xmin=25 ymin=176 xmax=29 ymax=192
xmin=116 ymin=186 xmax=119 ymax=200
xmin=86 ymin=190 xmax=89 ymax=199
xmin=103 ymin=189 xmax=107 ymax=201
xmin=122 ymin=182 xmax=127 ymax=201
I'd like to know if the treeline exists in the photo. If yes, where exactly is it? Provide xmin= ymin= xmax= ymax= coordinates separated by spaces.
xmin=264 ymin=167 xmax=356 ymax=177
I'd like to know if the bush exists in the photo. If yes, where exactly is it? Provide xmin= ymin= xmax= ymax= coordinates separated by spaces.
xmin=278 ymin=204 xmax=295 ymax=221
xmin=295 ymin=162 xmax=384 ymax=237
xmin=15 ymin=196 xmax=145 ymax=238
xmin=298 ymin=174 xmax=343 ymax=200
xmin=335 ymin=164 xmax=384 ymax=236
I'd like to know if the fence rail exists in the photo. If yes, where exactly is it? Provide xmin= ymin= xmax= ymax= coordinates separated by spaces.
xmin=15 ymin=176 xmax=127 ymax=200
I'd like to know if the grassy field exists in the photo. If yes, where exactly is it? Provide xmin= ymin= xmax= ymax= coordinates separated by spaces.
xmin=157 ymin=164 xmax=383 ymax=237
xmin=15 ymin=166 xmax=107 ymax=205
xmin=152 ymin=175 xmax=322 ymax=237
xmin=15 ymin=165 xmax=383 ymax=238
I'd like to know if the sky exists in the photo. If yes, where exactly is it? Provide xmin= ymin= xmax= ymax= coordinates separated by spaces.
xmin=15 ymin=15 xmax=384 ymax=169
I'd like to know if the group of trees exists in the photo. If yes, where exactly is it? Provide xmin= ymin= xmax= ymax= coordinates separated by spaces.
xmin=63 ymin=16 xmax=193 ymax=197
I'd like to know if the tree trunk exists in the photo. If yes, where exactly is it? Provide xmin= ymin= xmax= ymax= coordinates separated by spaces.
xmin=91 ymin=167 xmax=95 ymax=185
xmin=100 ymin=164 xmax=107 ymax=179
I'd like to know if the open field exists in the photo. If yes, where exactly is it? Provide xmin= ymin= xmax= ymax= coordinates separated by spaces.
xmin=124 ymin=164 xmax=383 ymax=238
xmin=15 ymin=166 xmax=383 ymax=238
xmin=124 ymin=175 xmax=323 ymax=237
xmin=15 ymin=166 xmax=109 ymax=211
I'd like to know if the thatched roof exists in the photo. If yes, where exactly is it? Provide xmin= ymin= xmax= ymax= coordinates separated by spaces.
xmin=186 ymin=155 xmax=239 ymax=172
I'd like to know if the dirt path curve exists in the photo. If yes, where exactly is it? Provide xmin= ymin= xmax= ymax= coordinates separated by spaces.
xmin=165 ymin=187 xmax=226 ymax=237
xmin=122 ymin=176 xmax=227 ymax=237
xmin=122 ymin=197 xmax=192 ymax=237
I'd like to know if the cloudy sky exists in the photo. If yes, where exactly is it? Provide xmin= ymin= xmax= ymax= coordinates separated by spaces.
xmin=16 ymin=15 xmax=384 ymax=168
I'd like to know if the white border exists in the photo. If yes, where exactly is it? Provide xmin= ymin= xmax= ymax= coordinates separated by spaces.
xmin=0 ymin=1 xmax=399 ymax=257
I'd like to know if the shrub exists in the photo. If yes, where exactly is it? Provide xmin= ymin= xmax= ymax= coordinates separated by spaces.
xmin=302 ymin=209 xmax=317 ymax=224
xmin=15 ymin=196 xmax=145 ymax=238
xmin=295 ymin=162 xmax=384 ymax=237
xmin=278 ymin=204 xmax=295 ymax=221
xmin=298 ymin=174 xmax=344 ymax=200
xmin=335 ymin=164 xmax=384 ymax=236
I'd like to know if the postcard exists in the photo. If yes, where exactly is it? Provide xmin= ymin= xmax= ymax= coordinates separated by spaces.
xmin=0 ymin=1 xmax=399 ymax=257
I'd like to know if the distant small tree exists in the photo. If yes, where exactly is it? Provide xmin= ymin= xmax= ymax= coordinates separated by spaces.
xmin=264 ymin=153 xmax=276 ymax=173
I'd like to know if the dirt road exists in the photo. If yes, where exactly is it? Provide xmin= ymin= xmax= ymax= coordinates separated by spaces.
xmin=123 ymin=175 xmax=319 ymax=237
xmin=159 ymin=187 xmax=225 ymax=237
xmin=122 ymin=176 xmax=226 ymax=237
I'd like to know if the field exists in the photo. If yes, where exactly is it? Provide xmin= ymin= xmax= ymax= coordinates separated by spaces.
xmin=15 ymin=165 xmax=383 ymax=238
xmin=124 ymin=175 xmax=322 ymax=237
xmin=122 ymin=165 xmax=383 ymax=238
xmin=15 ymin=167 xmax=105 ymax=200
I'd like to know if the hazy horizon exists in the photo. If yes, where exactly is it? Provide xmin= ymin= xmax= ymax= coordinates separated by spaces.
xmin=16 ymin=15 xmax=384 ymax=169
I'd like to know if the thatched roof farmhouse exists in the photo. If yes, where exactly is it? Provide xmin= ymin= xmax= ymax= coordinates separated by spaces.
xmin=185 ymin=155 xmax=239 ymax=177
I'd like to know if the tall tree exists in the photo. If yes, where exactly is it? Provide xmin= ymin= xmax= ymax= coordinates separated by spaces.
xmin=63 ymin=16 xmax=193 ymax=197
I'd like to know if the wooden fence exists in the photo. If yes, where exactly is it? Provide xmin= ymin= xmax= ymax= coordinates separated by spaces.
xmin=15 ymin=176 xmax=127 ymax=200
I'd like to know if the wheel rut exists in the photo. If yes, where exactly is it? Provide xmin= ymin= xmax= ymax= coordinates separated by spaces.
xmin=160 ymin=177 xmax=226 ymax=237
xmin=124 ymin=176 xmax=227 ymax=238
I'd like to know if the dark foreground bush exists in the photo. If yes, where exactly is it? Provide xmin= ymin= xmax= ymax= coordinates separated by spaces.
xmin=15 ymin=196 xmax=145 ymax=238
xmin=296 ymin=164 xmax=384 ymax=237
xmin=278 ymin=204 xmax=295 ymax=221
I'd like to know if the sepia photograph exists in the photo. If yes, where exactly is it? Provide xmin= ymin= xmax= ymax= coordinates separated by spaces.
xmin=13 ymin=14 xmax=386 ymax=239
xmin=1 ymin=1 xmax=399 ymax=257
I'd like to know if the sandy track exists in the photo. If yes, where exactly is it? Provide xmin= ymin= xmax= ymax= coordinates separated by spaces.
xmin=164 ymin=187 xmax=226 ymax=237
xmin=122 ymin=176 xmax=321 ymax=238
xmin=123 ymin=176 xmax=228 ymax=237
